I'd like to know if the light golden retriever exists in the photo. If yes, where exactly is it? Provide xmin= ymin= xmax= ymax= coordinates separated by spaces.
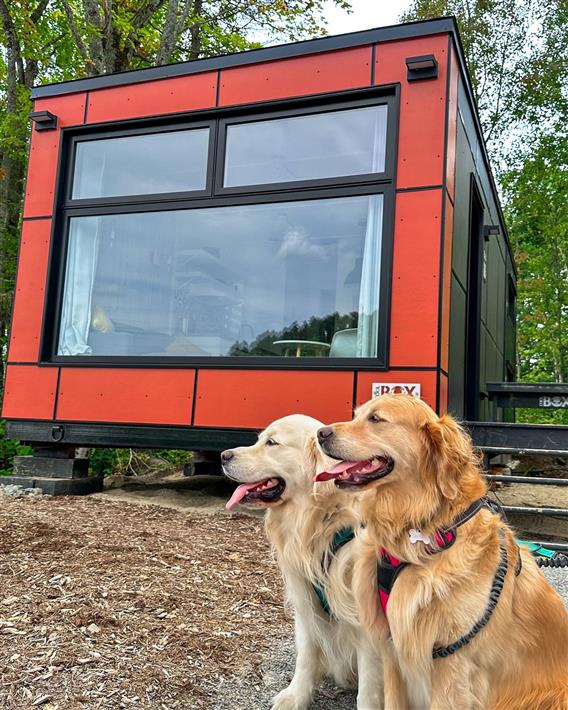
xmin=221 ymin=414 xmax=383 ymax=710
xmin=315 ymin=395 xmax=568 ymax=710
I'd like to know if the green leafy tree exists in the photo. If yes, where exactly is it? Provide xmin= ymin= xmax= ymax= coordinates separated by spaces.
xmin=402 ymin=1 xmax=568 ymax=423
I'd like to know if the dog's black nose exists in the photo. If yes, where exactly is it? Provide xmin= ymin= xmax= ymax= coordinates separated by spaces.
xmin=317 ymin=427 xmax=334 ymax=442
xmin=221 ymin=450 xmax=234 ymax=463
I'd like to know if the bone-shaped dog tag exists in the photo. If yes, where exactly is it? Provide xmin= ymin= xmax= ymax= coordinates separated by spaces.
xmin=409 ymin=528 xmax=432 ymax=545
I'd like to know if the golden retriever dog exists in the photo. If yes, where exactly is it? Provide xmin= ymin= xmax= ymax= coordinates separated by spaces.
xmin=314 ymin=395 xmax=568 ymax=710
xmin=221 ymin=414 xmax=383 ymax=710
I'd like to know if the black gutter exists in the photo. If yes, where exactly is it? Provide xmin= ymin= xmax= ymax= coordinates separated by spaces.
xmin=31 ymin=17 xmax=456 ymax=99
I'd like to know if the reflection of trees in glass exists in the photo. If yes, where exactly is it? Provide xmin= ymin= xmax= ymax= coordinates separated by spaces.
xmin=229 ymin=311 xmax=357 ymax=356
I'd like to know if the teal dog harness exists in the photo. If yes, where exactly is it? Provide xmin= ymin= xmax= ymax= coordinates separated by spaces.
xmin=313 ymin=527 xmax=355 ymax=614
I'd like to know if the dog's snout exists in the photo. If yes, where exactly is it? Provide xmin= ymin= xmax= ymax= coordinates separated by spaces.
xmin=221 ymin=449 xmax=234 ymax=463
xmin=317 ymin=427 xmax=334 ymax=443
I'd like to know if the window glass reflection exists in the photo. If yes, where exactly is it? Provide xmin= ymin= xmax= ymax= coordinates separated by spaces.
xmin=72 ymin=128 xmax=209 ymax=199
xmin=58 ymin=195 xmax=383 ymax=358
xmin=224 ymin=105 xmax=388 ymax=187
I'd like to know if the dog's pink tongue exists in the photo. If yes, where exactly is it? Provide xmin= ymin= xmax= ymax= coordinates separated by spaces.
xmin=314 ymin=461 xmax=356 ymax=482
xmin=225 ymin=482 xmax=260 ymax=510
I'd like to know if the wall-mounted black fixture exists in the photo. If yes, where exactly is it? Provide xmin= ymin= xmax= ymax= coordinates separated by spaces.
xmin=29 ymin=110 xmax=58 ymax=131
xmin=483 ymin=225 xmax=500 ymax=241
xmin=405 ymin=54 xmax=438 ymax=81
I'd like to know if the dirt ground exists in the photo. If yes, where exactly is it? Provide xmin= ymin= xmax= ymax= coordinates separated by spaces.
xmin=0 ymin=494 xmax=293 ymax=710
xmin=0 ymin=484 xmax=566 ymax=710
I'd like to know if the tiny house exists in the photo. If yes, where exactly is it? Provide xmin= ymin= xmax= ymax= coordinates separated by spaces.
xmin=2 ymin=17 xmax=515 ymax=483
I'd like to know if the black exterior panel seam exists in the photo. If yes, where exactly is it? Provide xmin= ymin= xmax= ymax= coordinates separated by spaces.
xmin=396 ymin=185 xmax=443 ymax=193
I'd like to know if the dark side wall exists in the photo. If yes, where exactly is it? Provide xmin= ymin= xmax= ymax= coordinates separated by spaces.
xmin=448 ymin=78 xmax=515 ymax=421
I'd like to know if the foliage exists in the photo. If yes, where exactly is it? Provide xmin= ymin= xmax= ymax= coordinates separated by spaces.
xmin=0 ymin=419 xmax=31 ymax=475
xmin=90 ymin=447 xmax=190 ymax=477
xmin=230 ymin=312 xmax=358 ymax=356
xmin=402 ymin=1 xmax=568 ymax=423
xmin=502 ymin=133 xmax=568 ymax=383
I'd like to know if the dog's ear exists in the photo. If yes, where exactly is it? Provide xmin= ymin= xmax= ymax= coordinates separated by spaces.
xmin=422 ymin=415 xmax=473 ymax=500
xmin=304 ymin=436 xmax=321 ymax=474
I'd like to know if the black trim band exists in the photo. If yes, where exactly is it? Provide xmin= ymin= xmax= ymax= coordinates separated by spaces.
xmin=5 ymin=420 xmax=258 ymax=451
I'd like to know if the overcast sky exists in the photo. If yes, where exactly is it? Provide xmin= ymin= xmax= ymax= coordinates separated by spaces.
xmin=322 ymin=0 xmax=414 ymax=34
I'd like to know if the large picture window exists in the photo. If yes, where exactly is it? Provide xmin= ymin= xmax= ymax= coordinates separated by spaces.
xmin=58 ymin=195 xmax=383 ymax=358
xmin=49 ymin=91 xmax=396 ymax=364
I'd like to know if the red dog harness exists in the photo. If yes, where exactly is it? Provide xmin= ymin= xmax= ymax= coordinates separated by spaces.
xmin=377 ymin=498 xmax=504 ymax=615
xmin=378 ymin=527 xmax=456 ymax=614
xmin=376 ymin=498 xmax=519 ymax=659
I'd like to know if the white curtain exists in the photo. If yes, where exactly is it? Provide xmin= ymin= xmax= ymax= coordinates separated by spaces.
xmin=58 ymin=218 xmax=100 ymax=355
xmin=356 ymin=110 xmax=386 ymax=357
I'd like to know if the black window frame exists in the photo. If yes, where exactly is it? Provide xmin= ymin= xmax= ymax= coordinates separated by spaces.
xmin=216 ymin=98 xmax=395 ymax=195
xmin=40 ymin=85 xmax=399 ymax=371
xmin=64 ymin=119 xmax=216 ymax=207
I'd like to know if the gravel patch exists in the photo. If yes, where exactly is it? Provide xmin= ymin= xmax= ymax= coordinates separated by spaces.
xmin=0 ymin=484 xmax=45 ymax=498
xmin=542 ymin=567 xmax=568 ymax=604
xmin=212 ymin=639 xmax=356 ymax=710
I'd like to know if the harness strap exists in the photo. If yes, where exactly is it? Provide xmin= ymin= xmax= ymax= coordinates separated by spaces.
xmin=376 ymin=500 xmax=517 ymax=660
xmin=432 ymin=529 xmax=508 ymax=658
xmin=377 ymin=498 xmax=491 ymax=616
xmin=377 ymin=552 xmax=409 ymax=617
xmin=313 ymin=527 xmax=355 ymax=615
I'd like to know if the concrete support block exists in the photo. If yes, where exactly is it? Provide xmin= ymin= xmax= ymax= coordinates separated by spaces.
xmin=4 ymin=448 xmax=102 ymax=496
xmin=13 ymin=455 xmax=89 ymax=479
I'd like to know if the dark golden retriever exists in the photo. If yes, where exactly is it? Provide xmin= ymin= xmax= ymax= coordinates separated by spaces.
xmin=315 ymin=394 xmax=568 ymax=709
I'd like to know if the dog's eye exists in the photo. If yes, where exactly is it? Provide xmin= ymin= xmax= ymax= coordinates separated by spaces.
xmin=265 ymin=438 xmax=279 ymax=446
xmin=368 ymin=414 xmax=384 ymax=423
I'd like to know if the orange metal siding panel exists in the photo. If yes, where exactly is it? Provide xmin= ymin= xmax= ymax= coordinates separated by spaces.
xmin=439 ymin=372 xmax=448 ymax=414
xmin=56 ymin=369 xmax=195 ymax=425
xmin=87 ymin=73 xmax=218 ymax=123
xmin=219 ymin=47 xmax=372 ymax=106
xmin=194 ymin=370 xmax=354 ymax=429
xmin=446 ymin=47 xmax=459 ymax=201
xmin=8 ymin=220 xmax=51 ymax=363
xmin=440 ymin=195 xmax=454 ymax=373
xmin=389 ymin=190 xmax=442 ymax=368
xmin=23 ymin=93 xmax=86 ymax=218
xmin=375 ymin=34 xmax=449 ymax=189
xmin=356 ymin=370 xmax=437 ymax=411
xmin=2 ymin=365 xmax=58 ymax=420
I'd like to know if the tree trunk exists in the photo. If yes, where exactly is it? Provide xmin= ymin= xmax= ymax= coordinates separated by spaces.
xmin=189 ymin=0 xmax=203 ymax=60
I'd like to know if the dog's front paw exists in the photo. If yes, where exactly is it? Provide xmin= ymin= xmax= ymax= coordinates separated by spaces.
xmin=271 ymin=687 xmax=311 ymax=710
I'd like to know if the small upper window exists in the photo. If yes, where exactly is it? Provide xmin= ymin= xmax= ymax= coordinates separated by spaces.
xmin=223 ymin=104 xmax=388 ymax=188
xmin=71 ymin=127 xmax=210 ymax=199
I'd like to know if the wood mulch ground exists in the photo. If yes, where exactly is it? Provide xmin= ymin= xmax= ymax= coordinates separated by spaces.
xmin=0 ymin=495 xmax=290 ymax=709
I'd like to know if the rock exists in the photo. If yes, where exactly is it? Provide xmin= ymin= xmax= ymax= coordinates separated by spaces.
xmin=0 ymin=484 xmax=45 ymax=498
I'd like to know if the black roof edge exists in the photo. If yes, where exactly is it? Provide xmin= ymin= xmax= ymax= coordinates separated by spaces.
xmin=31 ymin=14 xmax=511 ymax=265
xmin=31 ymin=17 xmax=455 ymax=99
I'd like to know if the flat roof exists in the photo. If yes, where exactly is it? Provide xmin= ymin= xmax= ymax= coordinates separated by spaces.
xmin=31 ymin=17 xmax=456 ymax=100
